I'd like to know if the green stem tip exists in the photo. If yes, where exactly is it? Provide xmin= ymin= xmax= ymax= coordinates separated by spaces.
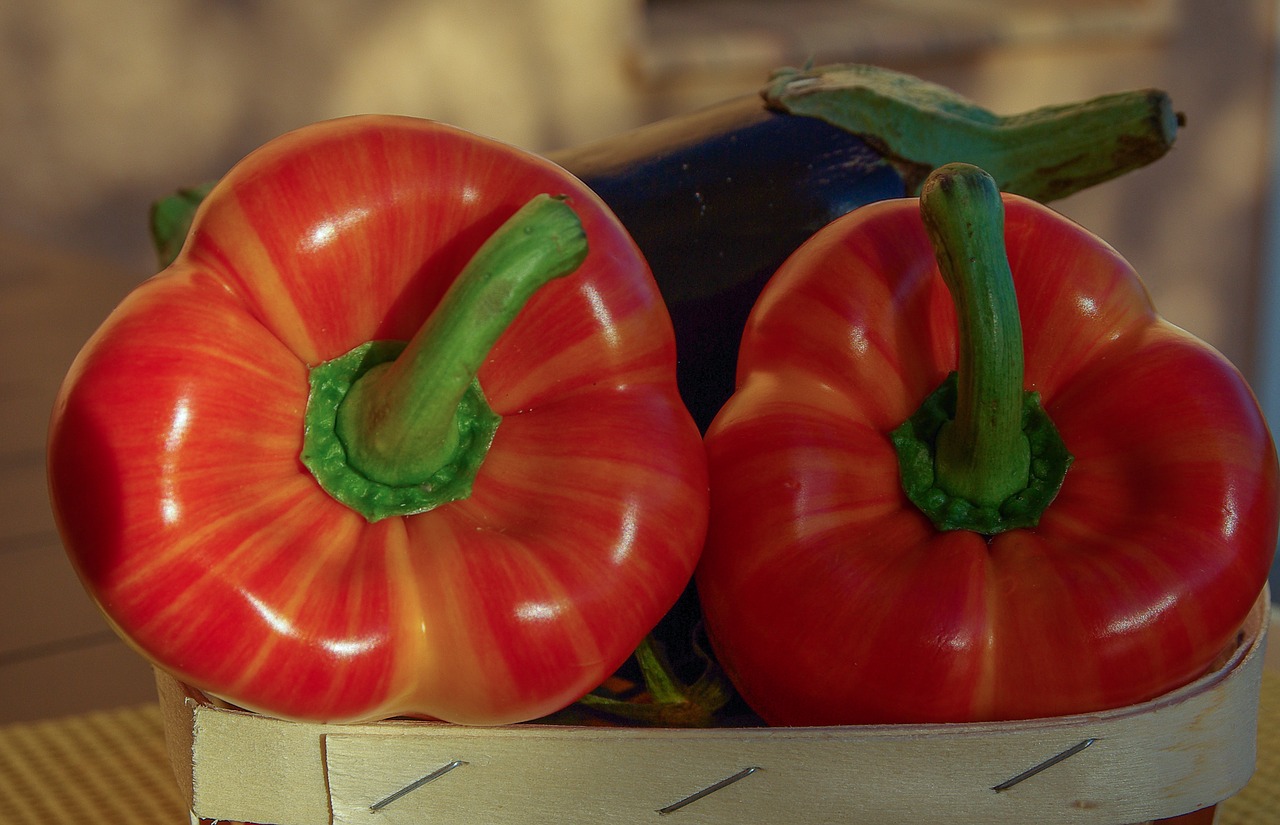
xmin=301 ymin=194 xmax=588 ymax=522
xmin=891 ymin=164 xmax=1071 ymax=535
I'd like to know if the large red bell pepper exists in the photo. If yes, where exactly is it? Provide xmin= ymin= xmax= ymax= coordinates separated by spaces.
xmin=47 ymin=116 xmax=709 ymax=725
xmin=699 ymin=163 xmax=1277 ymax=727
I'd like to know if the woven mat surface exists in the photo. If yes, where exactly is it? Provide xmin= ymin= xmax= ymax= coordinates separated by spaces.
xmin=2 ymin=672 xmax=1279 ymax=824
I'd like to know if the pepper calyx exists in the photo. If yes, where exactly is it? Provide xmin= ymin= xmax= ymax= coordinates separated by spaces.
xmin=892 ymin=372 xmax=1072 ymax=533
xmin=301 ymin=340 xmax=501 ymax=522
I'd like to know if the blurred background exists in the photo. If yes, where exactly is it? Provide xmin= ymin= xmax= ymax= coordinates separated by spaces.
xmin=2 ymin=0 xmax=1277 ymax=722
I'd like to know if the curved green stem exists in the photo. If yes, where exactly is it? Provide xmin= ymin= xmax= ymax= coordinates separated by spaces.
xmin=891 ymin=164 xmax=1071 ymax=534
xmin=923 ymin=165 xmax=1030 ymax=507
xmin=301 ymin=194 xmax=588 ymax=521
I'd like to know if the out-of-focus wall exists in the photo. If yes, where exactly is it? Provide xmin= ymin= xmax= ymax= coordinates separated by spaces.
xmin=0 ymin=0 xmax=647 ymax=275
xmin=948 ymin=3 xmax=1276 ymax=383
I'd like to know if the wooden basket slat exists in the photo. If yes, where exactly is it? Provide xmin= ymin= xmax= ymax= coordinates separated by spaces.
xmin=158 ymin=587 xmax=1270 ymax=825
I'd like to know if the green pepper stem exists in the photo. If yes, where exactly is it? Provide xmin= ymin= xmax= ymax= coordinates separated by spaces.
xmin=763 ymin=64 xmax=1179 ymax=202
xmin=891 ymin=166 xmax=1072 ymax=532
xmin=921 ymin=164 xmax=1029 ymax=508
xmin=335 ymin=194 xmax=587 ymax=487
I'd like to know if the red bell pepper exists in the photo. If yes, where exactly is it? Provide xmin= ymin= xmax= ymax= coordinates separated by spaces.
xmin=47 ymin=116 xmax=709 ymax=725
xmin=698 ymin=163 xmax=1278 ymax=727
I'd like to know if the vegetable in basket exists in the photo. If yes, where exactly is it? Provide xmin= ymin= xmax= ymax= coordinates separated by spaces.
xmin=48 ymin=116 xmax=708 ymax=726
xmin=698 ymin=163 xmax=1278 ymax=727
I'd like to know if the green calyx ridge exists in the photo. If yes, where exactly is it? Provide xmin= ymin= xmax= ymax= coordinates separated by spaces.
xmin=762 ymin=63 xmax=1179 ymax=203
xmin=301 ymin=340 xmax=500 ymax=522
xmin=891 ymin=163 xmax=1072 ymax=535
xmin=299 ymin=194 xmax=588 ymax=523
xmin=891 ymin=372 xmax=1072 ymax=534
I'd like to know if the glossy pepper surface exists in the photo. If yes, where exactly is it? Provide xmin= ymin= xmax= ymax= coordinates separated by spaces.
xmin=698 ymin=163 xmax=1277 ymax=727
xmin=48 ymin=116 xmax=709 ymax=725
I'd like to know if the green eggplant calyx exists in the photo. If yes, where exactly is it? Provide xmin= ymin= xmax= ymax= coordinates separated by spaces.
xmin=301 ymin=194 xmax=588 ymax=522
xmin=763 ymin=63 xmax=1179 ymax=203
xmin=891 ymin=163 xmax=1071 ymax=535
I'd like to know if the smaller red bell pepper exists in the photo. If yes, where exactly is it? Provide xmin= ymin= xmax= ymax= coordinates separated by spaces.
xmin=698 ymin=163 xmax=1278 ymax=727
xmin=48 ymin=116 xmax=709 ymax=725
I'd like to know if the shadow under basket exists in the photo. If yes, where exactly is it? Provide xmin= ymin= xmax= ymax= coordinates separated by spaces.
xmin=156 ymin=587 xmax=1270 ymax=825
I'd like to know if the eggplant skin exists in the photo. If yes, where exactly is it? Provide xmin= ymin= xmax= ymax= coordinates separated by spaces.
xmin=551 ymin=95 xmax=906 ymax=432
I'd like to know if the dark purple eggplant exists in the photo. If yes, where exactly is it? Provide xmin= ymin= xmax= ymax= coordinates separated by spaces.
xmin=548 ymin=93 xmax=903 ymax=434
xmin=547 ymin=64 xmax=1179 ymax=431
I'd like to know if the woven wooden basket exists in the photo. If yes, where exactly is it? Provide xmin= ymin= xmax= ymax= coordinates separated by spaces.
xmin=157 ymin=587 xmax=1270 ymax=825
